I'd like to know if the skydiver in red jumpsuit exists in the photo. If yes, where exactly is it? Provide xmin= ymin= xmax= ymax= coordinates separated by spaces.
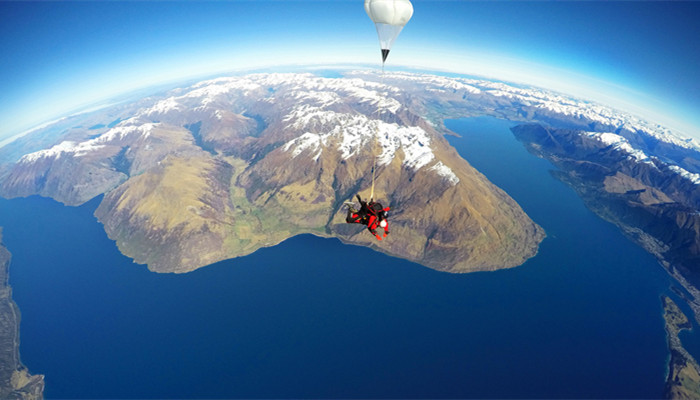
xmin=345 ymin=194 xmax=390 ymax=241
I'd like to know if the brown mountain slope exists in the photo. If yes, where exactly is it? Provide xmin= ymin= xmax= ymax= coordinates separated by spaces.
xmin=1 ymin=72 xmax=545 ymax=274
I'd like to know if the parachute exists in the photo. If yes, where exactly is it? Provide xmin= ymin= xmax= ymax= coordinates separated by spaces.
xmin=365 ymin=0 xmax=414 ymax=63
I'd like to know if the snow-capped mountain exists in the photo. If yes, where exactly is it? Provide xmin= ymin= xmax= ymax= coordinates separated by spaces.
xmin=512 ymin=123 xmax=700 ymax=278
xmin=352 ymin=70 xmax=700 ymax=154
xmin=0 ymin=71 xmax=547 ymax=273
xmin=5 ymin=70 xmax=698 ymax=188
xmin=0 ymin=69 xmax=697 ymax=274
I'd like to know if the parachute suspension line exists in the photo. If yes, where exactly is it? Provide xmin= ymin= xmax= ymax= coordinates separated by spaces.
xmin=365 ymin=0 xmax=412 ymax=203
xmin=370 ymin=61 xmax=385 ymax=202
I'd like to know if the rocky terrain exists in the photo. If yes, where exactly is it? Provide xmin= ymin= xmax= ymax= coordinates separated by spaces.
xmin=663 ymin=296 xmax=700 ymax=399
xmin=0 ymin=230 xmax=44 ymax=399
xmin=511 ymin=124 xmax=700 ymax=282
xmin=0 ymin=72 xmax=548 ymax=273
xmin=2 ymin=69 xmax=699 ymax=276
xmin=3 ymin=68 xmax=700 ymax=400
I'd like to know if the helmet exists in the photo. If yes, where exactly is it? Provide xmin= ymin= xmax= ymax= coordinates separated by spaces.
xmin=379 ymin=220 xmax=387 ymax=228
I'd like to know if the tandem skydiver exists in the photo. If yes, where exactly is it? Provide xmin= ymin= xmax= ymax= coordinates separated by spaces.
xmin=345 ymin=194 xmax=390 ymax=241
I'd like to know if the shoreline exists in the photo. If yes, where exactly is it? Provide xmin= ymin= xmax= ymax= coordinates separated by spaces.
xmin=662 ymin=296 xmax=700 ymax=399
xmin=0 ymin=229 xmax=44 ymax=398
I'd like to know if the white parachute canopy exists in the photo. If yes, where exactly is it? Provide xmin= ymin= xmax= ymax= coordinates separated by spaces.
xmin=364 ymin=0 xmax=413 ymax=62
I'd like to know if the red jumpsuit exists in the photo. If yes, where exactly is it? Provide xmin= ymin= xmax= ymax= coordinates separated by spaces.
xmin=346 ymin=196 xmax=390 ymax=241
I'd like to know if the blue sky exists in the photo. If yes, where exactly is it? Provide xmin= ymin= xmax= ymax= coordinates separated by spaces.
xmin=2 ymin=0 xmax=700 ymax=141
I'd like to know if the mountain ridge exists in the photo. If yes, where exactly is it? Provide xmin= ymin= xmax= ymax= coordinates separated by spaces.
xmin=0 ymin=71 xmax=546 ymax=273
xmin=3 ymin=70 xmax=697 ymax=275
xmin=511 ymin=123 xmax=700 ymax=292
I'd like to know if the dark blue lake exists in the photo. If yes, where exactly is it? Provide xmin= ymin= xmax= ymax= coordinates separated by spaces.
xmin=0 ymin=116 xmax=678 ymax=398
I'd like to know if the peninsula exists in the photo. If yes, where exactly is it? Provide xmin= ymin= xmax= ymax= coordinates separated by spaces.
xmin=3 ymin=70 xmax=697 ymax=276
xmin=0 ymin=230 xmax=44 ymax=399
xmin=0 ymin=72 xmax=548 ymax=274
xmin=663 ymin=296 xmax=700 ymax=399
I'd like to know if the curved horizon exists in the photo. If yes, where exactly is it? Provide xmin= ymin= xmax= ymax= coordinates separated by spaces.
xmin=1 ymin=1 xmax=699 ymax=141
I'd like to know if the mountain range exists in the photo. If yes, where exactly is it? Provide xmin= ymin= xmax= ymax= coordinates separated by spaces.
xmin=0 ymin=69 xmax=698 ymax=279
xmin=0 ymin=71 xmax=547 ymax=273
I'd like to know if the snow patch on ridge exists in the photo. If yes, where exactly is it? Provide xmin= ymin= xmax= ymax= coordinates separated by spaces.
xmin=585 ymin=132 xmax=653 ymax=164
xmin=282 ymin=132 xmax=324 ymax=162
xmin=270 ymin=74 xmax=453 ymax=179
xmin=376 ymin=122 xmax=434 ymax=170
xmin=19 ymin=140 xmax=104 ymax=163
xmin=95 ymin=123 xmax=158 ymax=143
xmin=430 ymin=161 xmax=460 ymax=185
xmin=668 ymin=165 xmax=700 ymax=185
xmin=19 ymin=123 xmax=159 ymax=163
xmin=139 ymin=76 xmax=263 ymax=118
xmin=282 ymin=109 xmax=436 ymax=171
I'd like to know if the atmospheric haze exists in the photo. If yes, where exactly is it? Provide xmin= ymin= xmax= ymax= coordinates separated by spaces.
xmin=1 ymin=1 xmax=700 ymax=142
xmin=2 ymin=1 xmax=700 ymax=398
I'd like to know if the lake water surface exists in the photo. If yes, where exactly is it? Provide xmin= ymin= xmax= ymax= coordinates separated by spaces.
xmin=0 ymin=117 xmax=678 ymax=398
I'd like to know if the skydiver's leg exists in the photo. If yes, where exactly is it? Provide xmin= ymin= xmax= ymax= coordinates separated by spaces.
xmin=346 ymin=211 xmax=359 ymax=224
xmin=345 ymin=200 xmax=360 ymax=223
xmin=344 ymin=201 xmax=357 ymax=213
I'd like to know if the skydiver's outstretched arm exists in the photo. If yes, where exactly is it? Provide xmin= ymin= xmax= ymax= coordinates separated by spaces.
xmin=356 ymin=194 xmax=367 ymax=209
xmin=356 ymin=194 xmax=369 ymax=212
